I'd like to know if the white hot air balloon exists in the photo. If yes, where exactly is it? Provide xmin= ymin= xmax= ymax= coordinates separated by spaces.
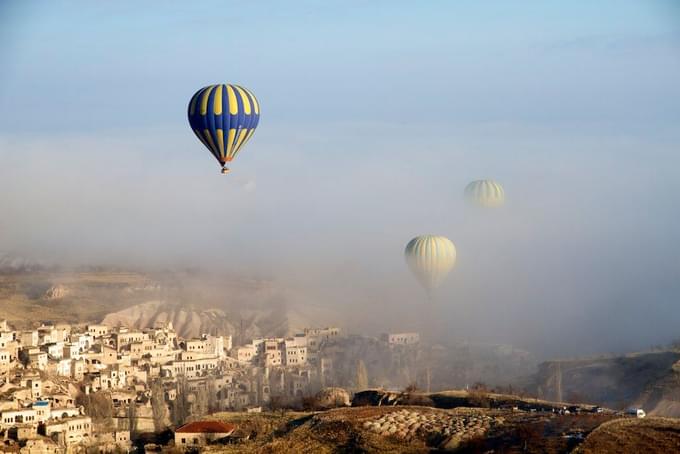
xmin=464 ymin=179 xmax=505 ymax=207
xmin=404 ymin=235 xmax=457 ymax=296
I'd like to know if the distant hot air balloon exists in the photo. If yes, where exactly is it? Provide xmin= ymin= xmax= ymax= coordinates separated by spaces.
xmin=404 ymin=235 xmax=457 ymax=296
xmin=464 ymin=179 xmax=505 ymax=207
xmin=188 ymin=84 xmax=260 ymax=174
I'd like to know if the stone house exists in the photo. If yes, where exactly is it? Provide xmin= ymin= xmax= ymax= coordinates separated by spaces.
xmin=233 ymin=345 xmax=257 ymax=363
xmin=174 ymin=421 xmax=235 ymax=449
xmin=32 ymin=401 xmax=50 ymax=422
xmin=20 ymin=437 xmax=63 ymax=454
xmin=86 ymin=325 xmax=110 ymax=338
xmin=114 ymin=331 xmax=146 ymax=351
xmin=1 ymin=409 xmax=38 ymax=428
xmin=42 ymin=343 xmax=64 ymax=360
xmin=20 ymin=331 xmax=39 ymax=348
xmin=43 ymin=416 xmax=92 ymax=446
xmin=28 ymin=352 xmax=48 ymax=371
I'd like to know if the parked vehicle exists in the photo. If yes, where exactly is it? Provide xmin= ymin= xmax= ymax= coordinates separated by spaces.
xmin=625 ymin=408 xmax=646 ymax=418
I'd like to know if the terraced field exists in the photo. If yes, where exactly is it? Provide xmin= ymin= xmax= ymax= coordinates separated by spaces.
xmin=199 ymin=406 xmax=626 ymax=453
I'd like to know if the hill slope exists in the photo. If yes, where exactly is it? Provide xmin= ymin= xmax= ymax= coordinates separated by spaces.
xmin=576 ymin=417 xmax=680 ymax=454
xmin=101 ymin=299 xmax=341 ymax=339
xmin=197 ymin=406 xmax=626 ymax=453
xmin=0 ymin=270 xmax=160 ymax=326
xmin=0 ymin=269 xmax=344 ymax=337
xmin=530 ymin=351 xmax=680 ymax=417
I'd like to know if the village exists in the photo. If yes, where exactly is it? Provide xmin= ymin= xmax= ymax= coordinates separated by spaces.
xmin=0 ymin=318 xmax=422 ymax=452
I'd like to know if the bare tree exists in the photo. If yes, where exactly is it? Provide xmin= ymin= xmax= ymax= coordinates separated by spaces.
xmin=403 ymin=383 xmax=418 ymax=394
xmin=355 ymin=359 xmax=368 ymax=391
xmin=301 ymin=394 xmax=320 ymax=411
xmin=193 ymin=386 xmax=209 ymax=416
xmin=269 ymin=395 xmax=287 ymax=415
xmin=471 ymin=381 xmax=488 ymax=392
xmin=171 ymin=377 xmax=190 ymax=426
xmin=468 ymin=385 xmax=491 ymax=409
xmin=425 ymin=366 xmax=432 ymax=393
xmin=79 ymin=391 xmax=113 ymax=426
xmin=127 ymin=401 xmax=137 ymax=435
xmin=206 ymin=376 xmax=218 ymax=413
xmin=151 ymin=380 xmax=168 ymax=432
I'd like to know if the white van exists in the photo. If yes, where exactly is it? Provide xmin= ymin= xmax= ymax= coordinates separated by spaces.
xmin=626 ymin=408 xmax=646 ymax=418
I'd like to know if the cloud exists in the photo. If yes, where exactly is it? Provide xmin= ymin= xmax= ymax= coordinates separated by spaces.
xmin=2 ymin=122 xmax=679 ymax=358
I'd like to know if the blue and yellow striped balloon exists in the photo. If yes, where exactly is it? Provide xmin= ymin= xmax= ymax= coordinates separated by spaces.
xmin=187 ymin=84 xmax=260 ymax=171
xmin=404 ymin=235 xmax=457 ymax=293
xmin=464 ymin=179 xmax=505 ymax=207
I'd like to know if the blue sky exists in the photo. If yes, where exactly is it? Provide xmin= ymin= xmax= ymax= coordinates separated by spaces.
xmin=1 ymin=1 xmax=678 ymax=136
xmin=1 ymin=1 xmax=679 ymax=355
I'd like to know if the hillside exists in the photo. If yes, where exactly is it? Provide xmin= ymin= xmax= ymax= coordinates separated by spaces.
xmin=158 ymin=394 xmax=680 ymax=454
xmin=530 ymin=351 xmax=680 ymax=417
xmin=190 ymin=406 xmax=629 ymax=453
xmin=575 ymin=417 xmax=680 ymax=454
xmin=0 ymin=270 xmax=160 ymax=327
xmin=101 ymin=299 xmax=341 ymax=339
xmin=0 ymin=269 xmax=344 ymax=337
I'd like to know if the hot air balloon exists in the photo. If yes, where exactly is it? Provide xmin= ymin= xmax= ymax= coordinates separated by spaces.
xmin=464 ymin=179 xmax=505 ymax=207
xmin=188 ymin=84 xmax=260 ymax=174
xmin=404 ymin=235 xmax=457 ymax=296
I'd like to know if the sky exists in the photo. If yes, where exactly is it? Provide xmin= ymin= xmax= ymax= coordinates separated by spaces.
xmin=1 ymin=1 xmax=679 ymax=357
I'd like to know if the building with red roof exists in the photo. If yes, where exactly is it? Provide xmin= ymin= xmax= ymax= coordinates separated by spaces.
xmin=174 ymin=421 xmax=236 ymax=449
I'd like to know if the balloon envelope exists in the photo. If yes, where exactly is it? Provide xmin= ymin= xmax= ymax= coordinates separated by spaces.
xmin=404 ymin=235 xmax=457 ymax=293
xmin=464 ymin=179 xmax=505 ymax=207
xmin=187 ymin=84 xmax=260 ymax=169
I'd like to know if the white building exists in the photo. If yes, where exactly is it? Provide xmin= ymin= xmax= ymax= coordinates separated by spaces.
xmin=233 ymin=345 xmax=257 ymax=363
xmin=284 ymin=339 xmax=307 ymax=366
xmin=29 ymin=352 xmax=48 ymax=370
xmin=175 ymin=421 xmax=235 ymax=448
xmin=43 ymin=342 xmax=64 ymax=360
xmin=381 ymin=332 xmax=420 ymax=345
xmin=20 ymin=331 xmax=39 ymax=348
xmin=87 ymin=325 xmax=110 ymax=338
xmin=1 ymin=408 xmax=38 ymax=427
xmin=44 ymin=416 xmax=92 ymax=446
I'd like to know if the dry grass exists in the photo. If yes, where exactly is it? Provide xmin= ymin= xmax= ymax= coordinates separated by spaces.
xmin=0 ymin=271 xmax=156 ymax=326
xmin=211 ymin=410 xmax=311 ymax=435
xmin=196 ymin=407 xmax=680 ymax=454
xmin=198 ymin=406 xmax=624 ymax=453
xmin=575 ymin=417 xmax=680 ymax=454
xmin=202 ymin=408 xmax=435 ymax=453
xmin=427 ymin=389 xmax=600 ymax=413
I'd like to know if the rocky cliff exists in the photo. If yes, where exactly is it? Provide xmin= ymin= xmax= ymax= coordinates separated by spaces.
xmin=529 ymin=351 xmax=680 ymax=416
xmin=101 ymin=300 xmax=343 ymax=339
